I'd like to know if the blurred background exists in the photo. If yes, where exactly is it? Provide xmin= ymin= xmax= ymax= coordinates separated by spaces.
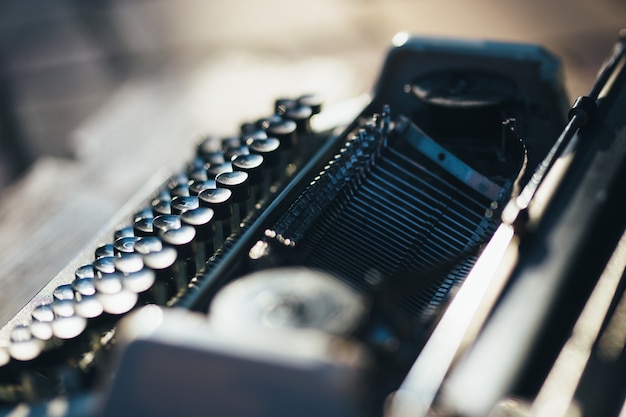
xmin=0 ymin=0 xmax=624 ymax=324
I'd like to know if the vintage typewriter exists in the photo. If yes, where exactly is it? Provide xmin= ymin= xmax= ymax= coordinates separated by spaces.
xmin=0 ymin=31 xmax=625 ymax=417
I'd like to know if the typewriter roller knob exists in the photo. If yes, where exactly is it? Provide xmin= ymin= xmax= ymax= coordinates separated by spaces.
xmin=209 ymin=267 xmax=367 ymax=337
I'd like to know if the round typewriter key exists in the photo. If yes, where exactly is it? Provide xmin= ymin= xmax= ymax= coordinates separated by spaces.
xmin=113 ymin=236 xmax=139 ymax=255
xmin=167 ymin=172 xmax=188 ymax=190
xmin=143 ymin=246 xmax=179 ymax=302
xmin=198 ymin=187 xmax=233 ymax=248
xmin=29 ymin=320 xmax=53 ymax=341
xmin=31 ymin=304 xmax=55 ymax=340
xmin=0 ymin=347 xmax=10 ymax=367
xmin=297 ymin=94 xmax=322 ymax=115
xmin=32 ymin=304 xmax=55 ymax=322
xmin=134 ymin=236 xmax=163 ymax=255
xmin=133 ymin=207 xmax=154 ymax=222
xmin=74 ymin=295 xmax=104 ymax=319
xmin=206 ymin=161 xmax=233 ymax=179
xmin=122 ymin=268 xmax=156 ymax=296
xmin=170 ymin=195 xmax=199 ymax=215
xmin=189 ymin=179 xmax=216 ymax=196
xmin=274 ymin=97 xmax=295 ymax=115
xmin=169 ymin=183 xmax=190 ymax=198
xmin=188 ymin=166 xmax=209 ymax=182
xmin=233 ymin=153 xmax=265 ymax=201
xmin=221 ymin=135 xmax=242 ymax=151
xmin=95 ymin=271 xmax=138 ymax=315
xmin=181 ymin=207 xmax=215 ymax=273
xmin=134 ymin=216 xmax=154 ymax=237
xmin=114 ymin=226 xmax=134 ymax=241
xmin=216 ymin=171 xmax=250 ymax=228
xmin=249 ymin=137 xmax=281 ymax=182
xmin=53 ymin=284 xmax=75 ymax=301
xmin=114 ymin=253 xmax=144 ymax=274
xmin=94 ymin=244 xmax=114 ymax=260
xmin=255 ymin=114 xmax=282 ymax=130
xmin=267 ymin=119 xmax=297 ymax=149
xmin=9 ymin=325 xmax=43 ymax=361
xmin=224 ymin=145 xmax=249 ymax=162
xmin=72 ymin=276 xmax=96 ymax=297
xmin=242 ymin=128 xmax=267 ymax=142
xmin=283 ymin=105 xmax=312 ymax=135
xmin=93 ymin=256 xmax=116 ymax=275
xmin=51 ymin=300 xmax=87 ymax=340
xmin=160 ymin=225 xmax=197 ymax=291
xmin=151 ymin=197 xmax=172 ymax=216
xmin=152 ymin=214 xmax=182 ymax=235
xmin=197 ymin=135 xmax=221 ymax=157
xmin=198 ymin=149 xmax=225 ymax=166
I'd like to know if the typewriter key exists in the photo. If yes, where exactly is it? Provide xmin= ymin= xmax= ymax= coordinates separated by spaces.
xmin=30 ymin=304 xmax=54 ymax=341
xmin=114 ymin=253 xmax=144 ymax=274
xmin=134 ymin=236 xmax=164 ymax=255
xmin=9 ymin=325 xmax=43 ymax=361
xmin=133 ymin=216 xmax=154 ymax=237
xmin=249 ymin=137 xmax=282 ymax=183
xmin=133 ymin=207 xmax=154 ymax=222
xmin=170 ymin=195 xmax=200 ymax=215
xmin=187 ymin=165 xmax=209 ymax=182
xmin=206 ymin=161 xmax=233 ymax=179
xmin=51 ymin=300 xmax=87 ymax=340
xmin=181 ymin=206 xmax=216 ymax=273
xmin=169 ymin=183 xmax=190 ymax=198
xmin=232 ymin=153 xmax=265 ymax=202
xmin=297 ymin=94 xmax=322 ymax=115
xmin=266 ymin=118 xmax=297 ymax=150
xmin=53 ymin=284 xmax=75 ymax=301
xmin=72 ymin=276 xmax=96 ymax=297
xmin=94 ymin=271 xmax=138 ymax=316
xmin=198 ymin=187 xmax=234 ymax=248
xmin=216 ymin=171 xmax=250 ymax=228
xmin=224 ymin=145 xmax=249 ymax=162
xmin=74 ymin=294 xmax=104 ymax=320
xmin=142 ymin=246 xmax=179 ymax=302
xmin=188 ymin=179 xmax=216 ymax=196
xmin=94 ymin=244 xmax=114 ymax=260
xmin=121 ymin=268 xmax=157 ymax=303
xmin=113 ymin=226 xmax=134 ymax=241
xmin=151 ymin=197 xmax=172 ymax=216
xmin=93 ymin=256 xmax=116 ymax=275
xmin=113 ymin=236 xmax=139 ymax=255
xmin=152 ymin=214 xmax=182 ymax=235
xmin=72 ymin=277 xmax=104 ymax=320
xmin=160 ymin=225 xmax=197 ymax=291
xmin=283 ymin=105 xmax=313 ymax=136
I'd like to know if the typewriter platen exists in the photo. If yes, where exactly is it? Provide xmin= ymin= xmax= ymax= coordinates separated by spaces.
xmin=1 ymin=33 xmax=625 ymax=417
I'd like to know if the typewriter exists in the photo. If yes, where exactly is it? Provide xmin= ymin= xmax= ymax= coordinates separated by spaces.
xmin=0 ymin=32 xmax=625 ymax=417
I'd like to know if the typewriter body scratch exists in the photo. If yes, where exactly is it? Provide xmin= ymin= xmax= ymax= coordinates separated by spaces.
xmin=1 ymin=33 xmax=625 ymax=417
